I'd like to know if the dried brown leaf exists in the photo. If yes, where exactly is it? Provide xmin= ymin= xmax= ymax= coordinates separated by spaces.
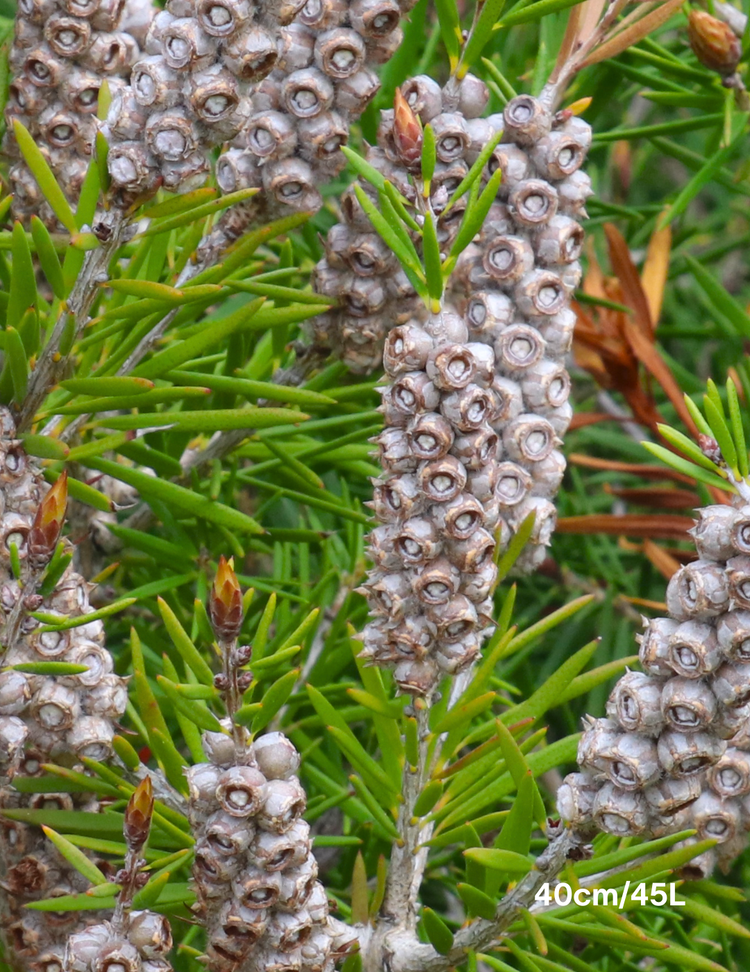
xmin=642 ymin=537 xmax=682 ymax=579
xmin=604 ymin=223 xmax=653 ymax=336
xmin=641 ymin=222 xmax=672 ymax=329
xmin=568 ymin=453 xmax=696 ymax=484
xmin=582 ymin=0 xmax=685 ymax=66
xmin=603 ymin=483 xmax=701 ymax=509
xmin=557 ymin=513 xmax=695 ymax=541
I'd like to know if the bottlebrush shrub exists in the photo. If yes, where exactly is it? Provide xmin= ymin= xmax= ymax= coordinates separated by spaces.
xmin=2 ymin=0 xmax=750 ymax=970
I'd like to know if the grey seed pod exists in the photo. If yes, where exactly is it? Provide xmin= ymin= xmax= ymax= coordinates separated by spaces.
xmin=520 ymin=360 xmax=569 ymax=412
xmin=644 ymin=775 xmax=701 ymax=816
xmin=333 ymin=65 xmax=379 ymax=113
xmin=494 ymin=325 xmax=546 ymax=376
xmin=426 ymin=344 xmax=477 ymax=391
xmin=371 ymin=474 xmax=423 ymax=523
xmin=430 ymin=492 xmax=486 ymax=541
xmin=127 ymin=912 xmax=173 ymax=958
xmin=482 ymin=235 xmax=535 ymax=284
xmin=262 ymin=157 xmax=321 ymax=211
xmin=715 ymin=609 xmax=750 ymax=660
xmin=489 ymin=377 xmax=524 ymax=426
xmin=557 ymin=169 xmax=593 ymax=217
xmin=145 ymin=109 xmax=200 ymax=161
xmin=223 ymin=25 xmax=278 ymax=80
xmin=726 ymin=555 xmax=750 ymax=609
xmin=464 ymin=291 xmax=515 ymax=339
xmin=514 ymin=269 xmax=567 ymax=319
xmin=216 ymin=765 xmax=267 ymax=817
xmin=30 ymin=680 xmax=79 ymax=731
xmin=253 ymin=732 xmax=301 ymax=780
xmin=456 ymin=73 xmax=489 ymax=119
xmin=128 ymin=58 xmax=181 ymax=110
xmin=106 ymin=141 xmax=159 ymax=192
xmin=657 ymin=729 xmax=726 ymax=776
xmin=265 ymin=911 xmax=314 ymax=952
xmin=534 ymin=215 xmax=585 ymax=267
xmin=0 ymin=671 xmax=31 ymax=716
xmin=502 ymin=414 xmax=556 ymax=465
xmin=188 ymin=67 xmax=242 ymax=125
xmin=712 ymin=660 xmax=750 ymax=708
xmin=714 ymin=700 xmax=750 ymax=740
xmin=377 ymin=428 xmax=418 ymax=473
xmin=435 ymin=636 xmax=480 ymax=674
xmin=345 ymin=232 xmax=394 ymax=276
xmin=441 ymin=384 xmax=495 ymax=432
xmin=661 ymin=676 xmax=717 ymax=732
xmin=0 ymin=716 xmax=28 ymax=774
xmin=275 ymin=856 xmax=318 ymax=912
xmin=451 ymin=428 xmax=499 ymax=470
xmin=368 ymin=525 xmax=402 ymax=571
xmin=297 ymin=111 xmax=347 ymax=162
xmin=393 ymin=657 xmax=439 ymax=695
xmin=466 ymin=464 xmax=500 ymax=505
xmin=197 ymin=0 xmax=251 ymax=36
xmin=297 ymin=0 xmax=347 ymax=30
xmin=65 ymin=924 xmax=114 ymax=972
xmin=43 ymin=14 xmax=92 ymax=58
xmin=708 ymin=748 xmax=750 ymax=798
xmin=314 ymin=28 xmax=365 ymax=78
xmin=446 ymin=528 xmax=494 ymax=572
xmin=691 ymin=791 xmax=741 ymax=843
xmin=488 ymin=143 xmax=530 ymax=197
xmin=387 ymin=372 xmax=440 ymax=417
xmin=282 ymin=67 xmax=334 ymax=118
xmin=383 ymin=325 xmax=434 ymax=374
xmin=277 ymin=23 xmax=315 ymax=73
xmin=216 ymin=151 xmax=260 ymax=193
xmin=666 ymin=560 xmax=730 ymax=620
xmin=638 ymin=616 xmax=679 ymax=676
xmin=343 ymin=276 xmax=387 ymax=316
xmin=503 ymin=94 xmax=552 ymax=145
xmin=349 ymin=0 xmax=400 ymax=36
xmin=604 ymin=733 xmax=660 ymax=790
xmin=577 ymin=716 xmax=619 ymax=774
xmin=422 ymin=311 xmax=468 ymax=343
xmin=509 ymin=179 xmax=558 ymax=227
xmin=531 ymin=129 xmax=588 ymax=181
xmin=408 ymin=413 xmax=454 ymax=461
xmin=427 ymin=594 xmax=477 ymax=643
xmin=186 ymin=762 xmax=222 ymax=805
xmin=400 ymin=75 xmax=443 ymax=122
xmin=463 ymin=117 xmax=494 ymax=165
xmin=690 ymin=504 xmax=740 ymax=562
xmin=731 ymin=507 xmax=750 ymax=554
xmin=495 ymin=461 xmax=531 ymax=509
xmin=66 ymin=715 xmax=115 ymax=760
xmin=536 ymin=307 xmax=577 ymax=357
xmin=412 ymin=557 xmax=460 ymax=606
xmin=592 ymin=782 xmax=648 ymax=836
xmin=234 ymin=866 xmax=283 ymax=909
xmin=606 ymin=670 xmax=664 ymax=736
xmin=204 ymin=810 xmax=254 ymax=856
xmin=429 ymin=113 xmax=469 ymax=164
xmin=556 ymin=772 xmax=598 ymax=831
xmin=418 ymin=456 xmax=468 ymax=504
xmin=58 ymin=67 xmax=104 ymax=112
xmin=379 ymin=617 xmax=434 ymax=661
xmin=257 ymin=778 xmax=307 ymax=833
xmin=668 ymin=621 xmax=722 ymax=678
xmin=365 ymin=26 xmax=402 ymax=64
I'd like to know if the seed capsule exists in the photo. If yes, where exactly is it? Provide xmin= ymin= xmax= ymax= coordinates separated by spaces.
xmin=314 ymin=28 xmax=365 ymax=78
xmin=224 ymin=26 xmax=278 ymax=80
xmin=644 ymin=775 xmax=701 ymax=816
xmin=691 ymin=790 xmax=741 ymax=843
xmin=715 ymin=609 xmax=750 ymax=660
xmin=726 ymin=555 xmax=750 ymax=608
xmin=483 ymin=235 xmax=535 ymax=285
xmin=577 ymin=716 xmax=619 ymax=775
xmin=661 ymin=676 xmax=717 ymax=732
xmin=257 ymin=779 xmax=307 ymax=833
xmin=606 ymin=670 xmax=664 ymax=736
xmin=441 ymin=385 xmax=495 ymax=432
xmin=605 ymin=733 xmax=660 ymax=790
xmin=253 ymin=733 xmax=301 ymax=780
xmin=638 ymin=616 xmax=679 ymax=676
xmin=494 ymin=325 xmax=546 ymax=377
xmin=298 ymin=0 xmax=347 ymax=29
xmin=556 ymin=771 xmax=598 ymax=829
xmin=690 ymin=504 xmax=741 ymax=562
xmin=488 ymin=143 xmax=530 ymax=195
xmin=262 ymin=157 xmax=321 ymax=211
xmin=708 ymin=748 xmax=750 ymax=798
xmin=666 ymin=560 xmax=730 ymax=620
xmin=731 ymin=507 xmax=750 ymax=554
xmin=509 ymin=179 xmax=558 ymax=227
xmin=502 ymin=414 xmax=556 ymax=465
xmin=198 ymin=0 xmax=250 ymax=36
xmin=668 ymin=621 xmax=722 ymax=677
xmin=712 ymin=660 xmax=750 ymax=708
xmin=593 ymin=782 xmax=648 ymax=836
xmin=657 ymin=729 xmax=725 ymax=776
xmin=400 ymin=75 xmax=442 ymax=122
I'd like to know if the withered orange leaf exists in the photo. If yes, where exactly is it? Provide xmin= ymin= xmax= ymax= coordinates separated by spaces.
xmin=641 ymin=222 xmax=672 ymax=330
xmin=557 ymin=513 xmax=694 ymax=541
xmin=568 ymin=453 xmax=696 ymax=484
xmin=604 ymin=223 xmax=653 ymax=337
xmin=643 ymin=538 xmax=682 ymax=580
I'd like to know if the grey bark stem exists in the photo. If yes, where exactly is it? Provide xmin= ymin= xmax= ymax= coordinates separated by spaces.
xmin=18 ymin=210 xmax=125 ymax=432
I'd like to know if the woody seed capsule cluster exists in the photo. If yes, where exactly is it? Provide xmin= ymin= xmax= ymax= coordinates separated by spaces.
xmin=65 ymin=913 xmax=174 ymax=972
xmin=102 ymin=0 xmax=300 ymax=206
xmin=188 ymin=729 xmax=356 ymax=972
xmin=308 ymin=74 xmax=492 ymax=374
xmin=0 ymin=408 xmax=129 ymax=971
xmin=356 ymin=307 xmax=502 ymax=695
xmin=202 ymin=0 xmax=413 ymax=258
xmin=4 ymin=0 xmax=151 ymax=224
xmin=558 ymin=502 xmax=750 ymax=877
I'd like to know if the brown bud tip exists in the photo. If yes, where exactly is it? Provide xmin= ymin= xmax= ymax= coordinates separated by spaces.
xmin=688 ymin=10 xmax=741 ymax=75
xmin=124 ymin=776 xmax=153 ymax=850
xmin=210 ymin=555 xmax=244 ymax=642
xmin=698 ymin=433 xmax=723 ymax=464
xmin=393 ymin=87 xmax=423 ymax=169
xmin=28 ymin=471 xmax=68 ymax=569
